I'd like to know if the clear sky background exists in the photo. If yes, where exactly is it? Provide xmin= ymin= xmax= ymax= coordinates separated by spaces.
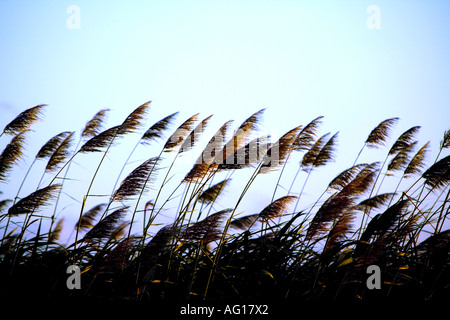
xmin=0 ymin=1 xmax=449 ymax=240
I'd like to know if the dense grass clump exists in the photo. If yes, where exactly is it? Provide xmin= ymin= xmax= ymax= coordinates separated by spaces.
xmin=0 ymin=103 xmax=449 ymax=303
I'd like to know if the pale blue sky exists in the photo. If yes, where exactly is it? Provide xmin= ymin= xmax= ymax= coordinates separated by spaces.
xmin=1 ymin=1 xmax=449 ymax=238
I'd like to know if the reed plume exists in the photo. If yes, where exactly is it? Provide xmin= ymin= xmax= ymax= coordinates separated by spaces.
xmin=181 ymin=209 xmax=231 ymax=243
xmin=327 ymin=164 xmax=368 ymax=192
xmin=179 ymin=114 xmax=213 ymax=153
xmin=258 ymin=195 xmax=297 ymax=222
xmin=141 ymin=112 xmax=179 ymax=144
xmin=214 ymin=109 xmax=265 ymax=170
xmin=300 ymin=133 xmax=329 ymax=170
xmin=117 ymin=101 xmax=151 ymax=135
xmin=416 ymin=229 xmax=450 ymax=266
xmin=259 ymin=126 xmax=302 ymax=174
xmin=2 ymin=104 xmax=46 ymax=136
xmin=229 ymin=213 xmax=259 ymax=230
xmin=48 ymin=218 xmax=64 ymax=242
xmin=218 ymin=136 xmax=270 ymax=170
xmin=359 ymin=199 xmax=410 ymax=243
xmin=231 ymin=108 xmax=265 ymax=151
xmin=112 ymin=157 xmax=159 ymax=201
xmin=79 ymin=125 xmax=121 ymax=153
xmin=141 ymin=224 xmax=174 ymax=259
xmin=184 ymin=120 xmax=233 ymax=182
xmin=164 ymin=113 xmax=199 ymax=152
xmin=387 ymin=141 xmax=417 ymax=172
xmin=102 ymin=237 xmax=136 ymax=271
xmin=404 ymin=141 xmax=429 ymax=177
xmin=36 ymin=131 xmax=72 ymax=159
xmin=388 ymin=126 xmax=421 ymax=156
xmin=198 ymin=179 xmax=230 ymax=206
xmin=0 ymin=132 xmax=27 ymax=182
xmin=323 ymin=209 xmax=355 ymax=254
xmin=440 ymin=129 xmax=450 ymax=150
xmin=75 ymin=203 xmax=106 ymax=231
xmin=365 ymin=117 xmax=399 ymax=149
xmin=356 ymin=193 xmax=396 ymax=210
xmin=305 ymin=192 xmax=354 ymax=241
xmin=0 ymin=199 xmax=12 ymax=213
xmin=311 ymin=132 xmax=338 ymax=169
xmin=110 ymin=221 xmax=130 ymax=240
xmin=293 ymin=116 xmax=324 ymax=151
xmin=7 ymin=184 xmax=61 ymax=217
xmin=138 ymin=224 xmax=174 ymax=273
xmin=83 ymin=206 xmax=127 ymax=240
xmin=422 ymin=155 xmax=450 ymax=190
xmin=45 ymin=132 xmax=74 ymax=173
xmin=81 ymin=109 xmax=110 ymax=139
xmin=339 ymin=162 xmax=380 ymax=197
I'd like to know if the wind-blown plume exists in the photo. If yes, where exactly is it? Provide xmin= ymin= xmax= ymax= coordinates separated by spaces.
xmin=339 ymin=162 xmax=380 ymax=197
xmin=422 ymin=155 xmax=450 ymax=190
xmin=232 ymin=108 xmax=265 ymax=150
xmin=359 ymin=199 xmax=410 ymax=243
xmin=164 ymin=113 xmax=199 ymax=152
xmin=2 ymin=104 xmax=46 ymax=136
xmin=118 ymin=101 xmax=151 ymax=135
xmin=79 ymin=125 xmax=120 ymax=153
xmin=230 ymin=214 xmax=259 ymax=230
xmin=388 ymin=126 xmax=421 ymax=155
xmin=301 ymin=132 xmax=338 ymax=172
xmin=356 ymin=193 xmax=396 ymax=210
xmin=48 ymin=219 xmax=64 ymax=242
xmin=416 ymin=229 xmax=450 ymax=266
xmin=306 ymin=192 xmax=354 ymax=241
xmin=365 ymin=117 xmax=399 ymax=149
xmin=217 ymin=109 xmax=265 ymax=167
xmin=36 ymin=131 xmax=72 ymax=159
xmin=404 ymin=141 xmax=429 ymax=177
xmin=181 ymin=209 xmax=231 ymax=243
xmin=81 ymin=109 xmax=110 ymax=139
xmin=139 ymin=224 xmax=174 ymax=264
xmin=198 ymin=179 xmax=230 ymax=205
xmin=112 ymin=157 xmax=158 ymax=201
xmin=387 ymin=142 xmax=417 ymax=172
xmin=323 ymin=210 xmax=355 ymax=254
xmin=75 ymin=203 xmax=106 ymax=231
xmin=0 ymin=199 xmax=12 ymax=213
xmin=301 ymin=133 xmax=330 ymax=170
xmin=0 ymin=132 xmax=27 ymax=182
xmin=258 ymin=196 xmax=297 ymax=222
xmin=218 ymin=136 xmax=270 ymax=170
xmin=259 ymin=126 xmax=302 ymax=174
xmin=179 ymin=114 xmax=213 ymax=153
xmin=45 ymin=132 xmax=74 ymax=173
xmin=7 ymin=184 xmax=61 ymax=216
xmin=141 ymin=112 xmax=179 ymax=144
xmin=101 ymin=237 xmax=137 ymax=271
xmin=311 ymin=132 xmax=338 ymax=168
xmin=184 ymin=120 xmax=233 ymax=182
xmin=83 ymin=206 xmax=127 ymax=240
xmin=293 ymin=116 xmax=324 ymax=151
xmin=327 ymin=164 xmax=368 ymax=192
xmin=440 ymin=129 xmax=450 ymax=150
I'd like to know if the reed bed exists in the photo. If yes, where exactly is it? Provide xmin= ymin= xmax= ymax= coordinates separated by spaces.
xmin=0 ymin=103 xmax=449 ymax=303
